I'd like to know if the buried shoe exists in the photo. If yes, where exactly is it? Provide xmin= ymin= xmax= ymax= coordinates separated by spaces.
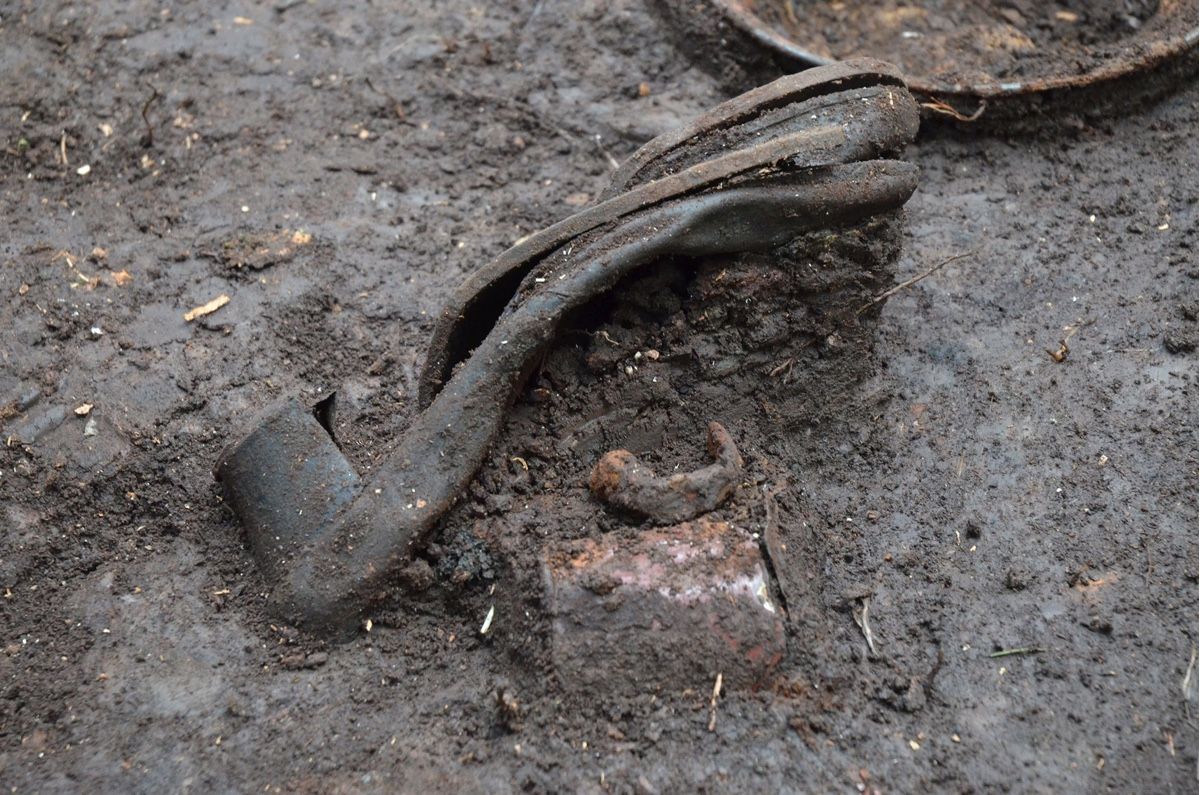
xmin=213 ymin=58 xmax=921 ymax=637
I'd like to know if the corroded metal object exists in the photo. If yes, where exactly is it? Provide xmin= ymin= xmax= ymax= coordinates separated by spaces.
xmin=214 ymin=59 xmax=921 ymax=637
xmin=542 ymin=518 xmax=785 ymax=694
xmin=590 ymin=421 xmax=743 ymax=524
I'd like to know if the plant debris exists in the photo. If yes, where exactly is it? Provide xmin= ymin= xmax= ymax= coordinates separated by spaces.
xmin=184 ymin=294 xmax=230 ymax=322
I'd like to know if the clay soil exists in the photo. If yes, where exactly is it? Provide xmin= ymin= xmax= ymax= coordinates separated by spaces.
xmin=1 ymin=1 xmax=1197 ymax=793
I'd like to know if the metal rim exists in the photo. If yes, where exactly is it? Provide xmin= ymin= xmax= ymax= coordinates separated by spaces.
xmin=712 ymin=0 xmax=1200 ymax=100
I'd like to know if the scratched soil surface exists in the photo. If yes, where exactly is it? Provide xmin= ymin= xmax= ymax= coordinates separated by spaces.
xmin=1 ymin=1 xmax=1197 ymax=793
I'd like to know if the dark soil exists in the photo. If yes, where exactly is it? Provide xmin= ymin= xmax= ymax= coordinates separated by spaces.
xmin=1 ymin=1 xmax=1197 ymax=793
xmin=753 ymin=0 xmax=1197 ymax=88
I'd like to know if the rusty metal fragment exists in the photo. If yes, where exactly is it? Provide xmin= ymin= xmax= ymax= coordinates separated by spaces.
xmin=590 ymin=421 xmax=743 ymax=524
xmin=542 ymin=518 xmax=785 ymax=695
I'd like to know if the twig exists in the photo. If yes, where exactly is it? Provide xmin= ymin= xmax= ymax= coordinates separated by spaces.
xmin=141 ymin=82 xmax=161 ymax=148
xmin=852 ymin=597 xmax=877 ymax=656
xmin=1046 ymin=340 xmax=1069 ymax=363
xmin=707 ymin=672 xmax=723 ymax=732
xmin=1062 ymin=318 xmax=1096 ymax=342
xmin=1183 ymin=647 xmax=1197 ymax=696
xmin=59 ymin=131 xmax=69 ymax=166
xmin=758 ymin=484 xmax=790 ymax=615
xmin=593 ymin=134 xmax=620 ymax=172
xmin=438 ymin=78 xmax=579 ymax=146
xmin=593 ymin=329 xmax=619 ymax=346
xmin=364 ymin=77 xmax=406 ymax=120
xmin=989 ymin=647 xmax=1044 ymax=658
xmin=768 ymin=357 xmax=795 ymax=379
xmin=920 ymin=98 xmax=987 ymax=122
xmin=857 ymin=251 xmax=974 ymax=316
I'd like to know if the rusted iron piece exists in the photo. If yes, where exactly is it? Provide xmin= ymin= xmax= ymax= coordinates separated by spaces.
xmin=590 ymin=421 xmax=744 ymax=524
xmin=215 ymin=60 xmax=921 ymax=637
xmin=707 ymin=0 xmax=1198 ymax=104
xmin=542 ymin=518 xmax=785 ymax=695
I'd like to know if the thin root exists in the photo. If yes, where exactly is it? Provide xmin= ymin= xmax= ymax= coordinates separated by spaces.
xmin=920 ymin=98 xmax=987 ymax=122
xmin=857 ymin=251 xmax=974 ymax=316
xmin=852 ymin=596 xmax=878 ymax=656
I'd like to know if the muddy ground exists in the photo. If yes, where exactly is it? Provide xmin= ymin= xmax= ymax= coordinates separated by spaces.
xmin=1 ymin=1 xmax=1197 ymax=792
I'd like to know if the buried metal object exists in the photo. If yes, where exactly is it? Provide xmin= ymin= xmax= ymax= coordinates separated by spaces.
xmin=542 ymin=518 xmax=785 ymax=695
xmin=214 ymin=59 xmax=920 ymax=637
xmin=590 ymin=421 xmax=744 ymax=525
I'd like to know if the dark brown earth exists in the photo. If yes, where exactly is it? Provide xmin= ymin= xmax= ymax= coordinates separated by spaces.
xmin=1 ymin=1 xmax=1197 ymax=793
